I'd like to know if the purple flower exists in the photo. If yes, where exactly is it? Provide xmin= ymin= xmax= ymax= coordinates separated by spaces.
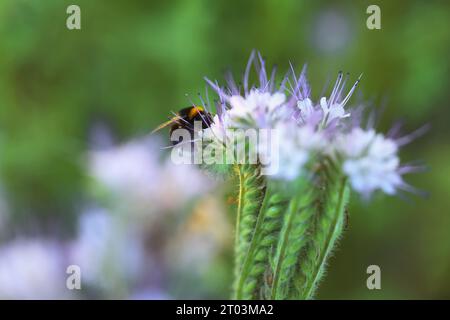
xmin=202 ymin=51 xmax=423 ymax=197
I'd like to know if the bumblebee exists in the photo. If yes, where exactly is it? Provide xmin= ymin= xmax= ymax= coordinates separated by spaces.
xmin=152 ymin=106 xmax=213 ymax=145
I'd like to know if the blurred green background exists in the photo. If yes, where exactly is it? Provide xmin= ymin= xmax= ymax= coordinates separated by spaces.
xmin=0 ymin=0 xmax=449 ymax=299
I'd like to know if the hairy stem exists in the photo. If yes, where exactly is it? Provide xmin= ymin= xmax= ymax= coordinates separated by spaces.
xmin=234 ymin=165 xmax=244 ymax=261
xmin=301 ymin=176 xmax=349 ymax=299
xmin=231 ymin=159 xmax=349 ymax=300
xmin=232 ymin=164 xmax=266 ymax=298
xmin=289 ymin=162 xmax=350 ymax=299
xmin=235 ymin=185 xmax=270 ymax=299
xmin=270 ymin=195 xmax=299 ymax=299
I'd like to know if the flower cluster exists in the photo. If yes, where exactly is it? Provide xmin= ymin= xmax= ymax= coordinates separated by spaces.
xmin=0 ymin=240 xmax=68 ymax=299
xmin=89 ymin=137 xmax=213 ymax=212
xmin=201 ymin=52 xmax=420 ymax=197
xmin=0 ymin=136 xmax=230 ymax=299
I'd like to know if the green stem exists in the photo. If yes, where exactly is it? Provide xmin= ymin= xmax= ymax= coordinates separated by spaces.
xmin=302 ymin=177 xmax=348 ymax=299
xmin=270 ymin=196 xmax=300 ymax=299
xmin=234 ymin=166 xmax=244 ymax=256
xmin=232 ymin=164 xmax=266 ymax=299
xmin=232 ymin=158 xmax=349 ymax=300
xmin=235 ymin=186 xmax=270 ymax=299
xmin=232 ymin=166 xmax=245 ymax=298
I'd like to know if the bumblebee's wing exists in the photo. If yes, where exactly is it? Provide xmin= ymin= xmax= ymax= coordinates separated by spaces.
xmin=151 ymin=116 xmax=181 ymax=133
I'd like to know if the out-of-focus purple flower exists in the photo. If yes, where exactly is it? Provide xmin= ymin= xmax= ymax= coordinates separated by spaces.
xmin=167 ymin=197 xmax=231 ymax=272
xmin=0 ymin=240 xmax=69 ymax=299
xmin=312 ymin=9 xmax=353 ymax=54
xmin=69 ymin=207 xmax=146 ymax=297
xmin=89 ymin=138 xmax=160 ymax=202
xmin=88 ymin=137 xmax=214 ymax=213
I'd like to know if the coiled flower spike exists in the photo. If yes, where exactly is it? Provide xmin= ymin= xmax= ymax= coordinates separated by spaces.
xmin=185 ymin=51 xmax=425 ymax=299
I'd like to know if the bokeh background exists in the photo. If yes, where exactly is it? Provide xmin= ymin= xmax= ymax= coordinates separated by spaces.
xmin=0 ymin=0 xmax=449 ymax=299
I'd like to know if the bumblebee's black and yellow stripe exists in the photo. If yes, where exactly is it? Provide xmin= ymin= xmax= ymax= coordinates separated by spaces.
xmin=152 ymin=106 xmax=213 ymax=145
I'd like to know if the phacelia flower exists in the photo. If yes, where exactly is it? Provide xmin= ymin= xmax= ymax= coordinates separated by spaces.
xmin=335 ymin=128 xmax=403 ymax=196
xmin=200 ymin=114 xmax=230 ymax=144
xmin=297 ymin=98 xmax=316 ymax=123
xmin=180 ymin=51 xmax=427 ymax=301
xmin=268 ymin=122 xmax=325 ymax=180
xmin=199 ymin=51 xmax=422 ymax=197
xmin=228 ymin=90 xmax=286 ymax=128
